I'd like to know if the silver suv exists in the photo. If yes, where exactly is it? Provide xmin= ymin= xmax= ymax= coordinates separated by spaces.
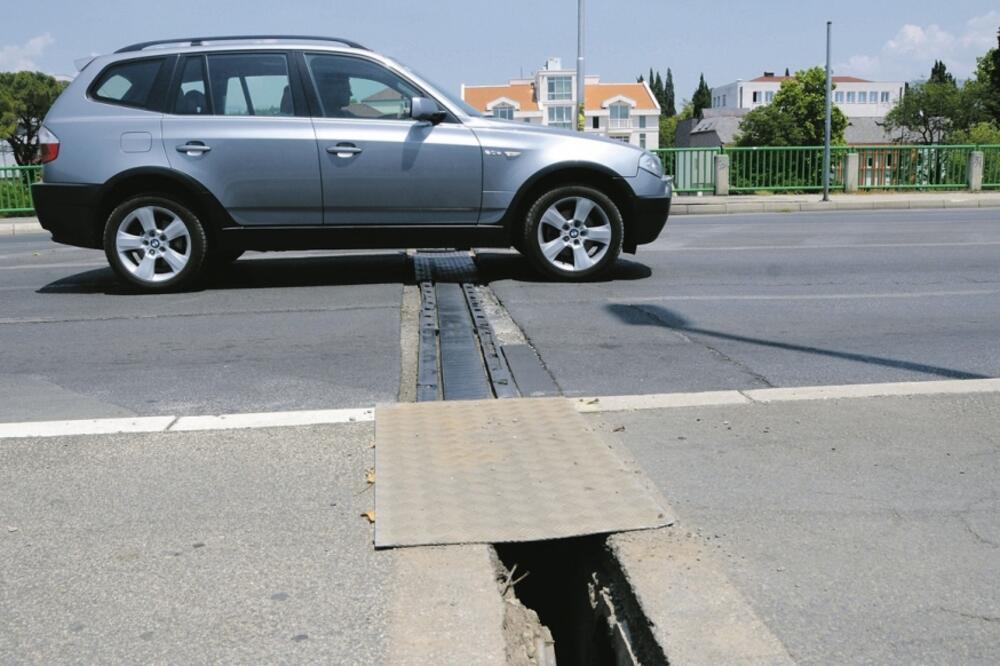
xmin=33 ymin=36 xmax=672 ymax=291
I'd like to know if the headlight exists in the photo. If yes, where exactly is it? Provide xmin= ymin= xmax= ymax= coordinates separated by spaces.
xmin=639 ymin=151 xmax=663 ymax=177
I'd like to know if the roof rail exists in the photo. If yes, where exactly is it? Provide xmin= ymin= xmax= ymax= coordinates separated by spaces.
xmin=115 ymin=35 xmax=367 ymax=53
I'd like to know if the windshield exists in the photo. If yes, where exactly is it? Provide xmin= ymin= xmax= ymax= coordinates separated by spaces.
xmin=403 ymin=66 xmax=482 ymax=117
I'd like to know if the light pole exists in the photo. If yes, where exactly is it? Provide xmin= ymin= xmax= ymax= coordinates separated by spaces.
xmin=577 ymin=0 xmax=585 ymax=131
xmin=822 ymin=20 xmax=832 ymax=201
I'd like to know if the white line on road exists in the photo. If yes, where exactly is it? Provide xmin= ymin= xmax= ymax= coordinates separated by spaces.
xmin=170 ymin=407 xmax=375 ymax=431
xmin=3 ymin=378 xmax=1000 ymax=439
xmin=647 ymin=240 xmax=1000 ymax=252
xmin=614 ymin=289 xmax=1000 ymax=303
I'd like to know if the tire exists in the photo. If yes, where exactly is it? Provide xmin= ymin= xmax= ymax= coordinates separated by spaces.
xmin=521 ymin=184 xmax=623 ymax=280
xmin=103 ymin=194 xmax=207 ymax=292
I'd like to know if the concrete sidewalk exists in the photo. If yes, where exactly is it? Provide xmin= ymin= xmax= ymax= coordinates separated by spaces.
xmin=588 ymin=391 xmax=1000 ymax=664
xmin=672 ymin=190 xmax=1000 ymax=215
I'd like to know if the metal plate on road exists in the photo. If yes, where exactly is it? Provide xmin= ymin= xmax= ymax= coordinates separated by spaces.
xmin=374 ymin=398 xmax=672 ymax=548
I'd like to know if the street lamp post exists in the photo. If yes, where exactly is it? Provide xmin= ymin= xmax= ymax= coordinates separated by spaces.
xmin=822 ymin=20 xmax=832 ymax=201
xmin=577 ymin=0 xmax=585 ymax=131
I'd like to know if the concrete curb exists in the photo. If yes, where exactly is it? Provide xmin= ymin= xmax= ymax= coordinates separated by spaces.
xmin=672 ymin=196 xmax=1000 ymax=216
xmin=1 ymin=220 xmax=45 ymax=236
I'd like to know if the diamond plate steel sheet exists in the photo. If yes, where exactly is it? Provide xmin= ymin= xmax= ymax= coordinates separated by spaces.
xmin=374 ymin=398 xmax=672 ymax=548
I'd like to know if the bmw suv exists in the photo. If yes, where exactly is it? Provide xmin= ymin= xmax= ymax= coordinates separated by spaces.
xmin=32 ymin=36 xmax=671 ymax=291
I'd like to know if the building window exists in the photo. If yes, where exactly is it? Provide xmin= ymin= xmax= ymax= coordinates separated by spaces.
xmin=765 ymin=91 xmax=774 ymax=103
xmin=722 ymin=94 xmax=726 ymax=106
xmin=610 ymin=135 xmax=629 ymax=142
xmin=547 ymin=76 xmax=572 ymax=101
xmin=869 ymin=91 xmax=877 ymax=104
xmin=492 ymin=103 xmax=514 ymax=120
xmin=880 ymin=91 xmax=890 ymax=103
xmin=592 ymin=115 xmax=599 ymax=129
xmin=858 ymin=91 xmax=867 ymax=103
xmin=835 ymin=91 xmax=844 ymax=103
xmin=639 ymin=133 xmax=646 ymax=148
xmin=609 ymin=102 xmax=630 ymax=128
xmin=847 ymin=91 xmax=856 ymax=103
xmin=752 ymin=91 xmax=760 ymax=103
xmin=639 ymin=114 xmax=646 ymax=128
xmin=547 ymin=105 xmax=573 ymax=128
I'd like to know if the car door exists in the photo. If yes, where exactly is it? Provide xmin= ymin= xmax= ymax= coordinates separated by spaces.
xmin=162 ymin=52 xmax=322 ymax=226
xmin=302 ymin=52 xmax=483 ymax=225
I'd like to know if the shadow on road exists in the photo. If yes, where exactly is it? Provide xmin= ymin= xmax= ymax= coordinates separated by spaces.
xmin=607 ymin=303 xmax=990 ymax=381
xmin=475 ymin=251 xmax=652 ymax=283
xmin=37 ymin=252 xmax=414 ymax=295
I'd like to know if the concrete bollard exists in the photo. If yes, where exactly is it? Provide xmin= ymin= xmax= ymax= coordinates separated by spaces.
xmin=714 ymin=153 xmax=729 ymax=196
xmin=969 ymin=151 xmax=984 ymax=192
xmin=844 ymin=153 xmax=859 ymax=193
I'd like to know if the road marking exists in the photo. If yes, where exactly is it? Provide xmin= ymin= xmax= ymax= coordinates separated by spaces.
xmin=574 ymin=377 xmax=1000 ymax=413
xmin=647 ymin=240 xmax=1000 ymax=252
xmin=614 ymin=289 xmax=999 ymax=303
xmin=0 ymin=416 xmax=176 ymax=439
xmin=4 ymin=378 xmax=1000 ymax=438
xmin=169 ymin=407 xmax=374 ymax=431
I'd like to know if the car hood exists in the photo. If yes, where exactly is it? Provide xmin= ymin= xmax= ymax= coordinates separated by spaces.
xmin=465 ymin=117 xmax=644 ymax=149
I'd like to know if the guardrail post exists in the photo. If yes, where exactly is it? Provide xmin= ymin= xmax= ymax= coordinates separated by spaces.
xmin=968 ymin=150 xmax=984 ymax=192
xmin=714 ymin=153 xmax=729 ymax=196
xmin=843 ymin=153 xmax=859 ymax=193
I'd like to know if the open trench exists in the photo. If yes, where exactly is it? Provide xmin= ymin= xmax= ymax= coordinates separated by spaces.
xmin=401 ymin=251 xmax=667 ymax=665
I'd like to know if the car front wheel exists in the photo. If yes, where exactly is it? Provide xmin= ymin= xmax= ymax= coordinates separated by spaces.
xmin=522 ymin=185 xmax=623 ymax=280
xmin=103 ymin=195 xmax=207 ymax=291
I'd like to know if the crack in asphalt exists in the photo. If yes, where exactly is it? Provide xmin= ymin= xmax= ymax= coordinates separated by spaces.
xmin=623 ymin=303 xmax=776 ymax=388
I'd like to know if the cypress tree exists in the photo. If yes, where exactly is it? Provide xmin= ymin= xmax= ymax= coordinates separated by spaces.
xmin=664 ymin=68 xmax=676 ymax=117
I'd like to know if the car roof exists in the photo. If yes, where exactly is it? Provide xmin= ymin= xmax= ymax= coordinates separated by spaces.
xmin=115 ymin=35 xmax=368 ymax=54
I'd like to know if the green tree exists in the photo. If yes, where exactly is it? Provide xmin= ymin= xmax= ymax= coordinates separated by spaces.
xmin=652 ymin=71 xmax=664 ymax=108
xmin=691 ymin=74 xmax=711 ymax=118
xmin=971 ymin=28 xmax=1000 ymax=125
xmin=929 ymin=60 xmax=956 ymax=86
xmin=658 ymin=114 xmax=678 ymax=147
xmin=948 ymin=120 xmax=1000 ymax=145
xmin=884 ymin=81 xmax=962 ymax=144
xmin=0 ymin=72 xmax=68 ymax=165
xmin=663 ymin=68 xmax=676 ymax=117
xmin=735 ymin=66 xmax=847 ymax=146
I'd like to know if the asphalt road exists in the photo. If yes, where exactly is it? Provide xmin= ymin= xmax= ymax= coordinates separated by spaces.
xmin=1 ymin=207 xmax=999 ymax=421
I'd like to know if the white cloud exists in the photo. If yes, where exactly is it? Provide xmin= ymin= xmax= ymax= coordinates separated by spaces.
xmin=0 ymin=33 xmax=54 ymax=72
xmin=839 ymin=10 xmax=999 ymax=81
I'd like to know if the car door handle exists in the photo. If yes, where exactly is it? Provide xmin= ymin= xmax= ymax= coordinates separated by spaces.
xmin=327 ymin=143 xmax=362 ymax=157
xmin=177 ymin=142 xmax=211 ymax=155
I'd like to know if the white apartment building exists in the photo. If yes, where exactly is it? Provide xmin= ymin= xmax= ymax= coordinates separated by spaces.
xmin=462 ymin=57 xmax=662 ymax=149
xmin=711 ymin=72 xmax=905 ymax=118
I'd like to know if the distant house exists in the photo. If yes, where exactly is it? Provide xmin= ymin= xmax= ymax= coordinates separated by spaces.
xmin=462 ymin=57 xmax=662 ymax=149
xmin=711 ymin=72 xmax=904 ymax=118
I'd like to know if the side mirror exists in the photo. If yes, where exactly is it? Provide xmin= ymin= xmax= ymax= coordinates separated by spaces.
xmin=411 ymin=96 xmax=446 ymax=124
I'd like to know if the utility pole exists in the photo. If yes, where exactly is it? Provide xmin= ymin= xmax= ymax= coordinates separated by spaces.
xmin=577 ymin=0 xmax=585 ymax=131
xmin=822 ymin=20 xmax=832 ymax=201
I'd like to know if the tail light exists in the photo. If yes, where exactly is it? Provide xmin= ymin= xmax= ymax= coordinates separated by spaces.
xmin=39 ymin=126 xmax=60 ymax=164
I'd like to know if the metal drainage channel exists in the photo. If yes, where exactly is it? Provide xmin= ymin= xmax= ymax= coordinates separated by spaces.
xmin=409 ymin=251 xmax=666 ymax=665
xmin=414 ymin=252 xmax=519 ymax=402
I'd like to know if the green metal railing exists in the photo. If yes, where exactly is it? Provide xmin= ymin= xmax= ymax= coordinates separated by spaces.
xmin=853 ymin=145 xmax=975 ymax=190
xmin=654 ymin=148 xmax=721 ymax=193
xmin=726 ymin=145 xmax=850 ymax=193
xmin=0 ymin=165 xmax=41 ymax=215
xmin=982 ymin=145 xmax=1000 ymax=190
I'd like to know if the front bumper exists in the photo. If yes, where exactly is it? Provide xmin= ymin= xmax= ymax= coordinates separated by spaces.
xmin=624 ymin=176 xmax=671 ymax=252
xmin=31 ymin=182 xmax=103 ymax=249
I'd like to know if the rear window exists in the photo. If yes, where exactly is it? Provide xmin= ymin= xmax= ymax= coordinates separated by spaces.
xmin=92 ymin=58 xmax=165 ymax=108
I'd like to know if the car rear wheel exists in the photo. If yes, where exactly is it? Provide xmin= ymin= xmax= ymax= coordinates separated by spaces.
xmin=522 ymin=185 xmax=623 ymax=280
xmin=104 ymin=195 xmax=207 ymax=291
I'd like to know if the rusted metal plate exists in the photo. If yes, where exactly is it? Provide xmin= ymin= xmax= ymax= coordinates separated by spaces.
xmin=374 ymin=398 xmax=672 ymax=548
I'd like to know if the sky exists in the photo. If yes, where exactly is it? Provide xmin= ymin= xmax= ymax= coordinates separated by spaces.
xmin=4 ymin=1 xmax=999 ymax=101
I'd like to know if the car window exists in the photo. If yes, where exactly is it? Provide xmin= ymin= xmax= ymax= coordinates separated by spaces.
xmin=173 ymin=56 xmax=209 ymax=115
xmin=206 ymin=53 xmax=294 ymax=116
xmin=305 ymin=54 xmax=422 ymax=120
xmin=92 ymin=58 xmax=165 ymax=108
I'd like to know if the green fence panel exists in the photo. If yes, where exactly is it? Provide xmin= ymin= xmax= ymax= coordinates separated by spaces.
xmin=724 ymin=146 xmax=848 ymax=193
xmin=0 ymin=165 xmax=42 ymax=214
xmin=655 ymin=147 xmax=720 ymax=193
xmin=852 ymin=145 xmax=975 ymax=190
xmin=981 ymin=145 xmax=1000 ymax=190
